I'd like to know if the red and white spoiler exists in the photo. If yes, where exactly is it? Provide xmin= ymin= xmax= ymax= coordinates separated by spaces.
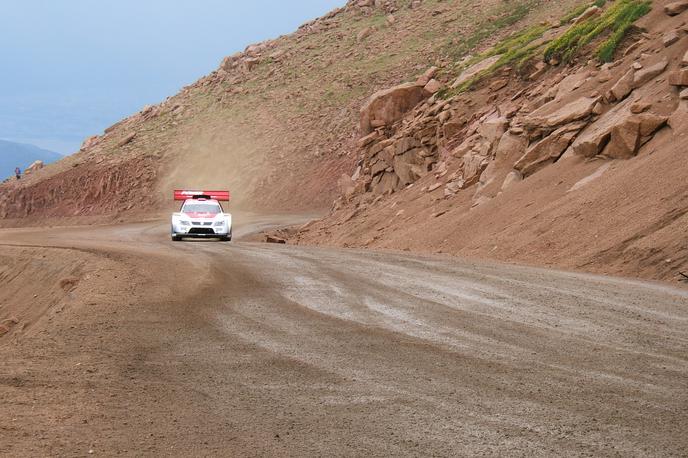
xmin=174 ymin=190 xmax=231 ymax=201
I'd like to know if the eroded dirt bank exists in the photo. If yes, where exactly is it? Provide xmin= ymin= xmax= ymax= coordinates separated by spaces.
xmin=294 ymin=127 xmax=688 ymax=284
xmin=1 ymin=219 xmax=687 ymax=456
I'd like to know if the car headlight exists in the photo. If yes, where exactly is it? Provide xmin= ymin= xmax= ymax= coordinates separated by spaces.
xmin=180 ymin=220 xmax=191 ymax=226
xmin=214 ymin=221 xmax=224 ymax=227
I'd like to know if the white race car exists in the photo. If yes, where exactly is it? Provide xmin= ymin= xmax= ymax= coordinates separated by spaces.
xmin=171 ymin=190 xmax=232 ymax=242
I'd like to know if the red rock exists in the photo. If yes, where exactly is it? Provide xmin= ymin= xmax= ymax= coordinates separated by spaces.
xmin=501 ymin=170 xmax=523 ymax=191
xmin=265 ymin=234 xmax=286 ymax=244
xmin=514 ymin=122 xmax=586 ymax=176
xmin=524 ymin=96 xmax=600 ymax=129
xmin=632 ymin=58 xmax=668 ymax=88
xmin=371 ymin=171 xmax=400 ymax=195
xmin=630 ymin=101 xmax=651 ymax=114
xmin=357 ymin=131 xmax=380 ymax=148
xmin=393 ymin=149 xmax=425 ymax=185
xmin=662 ymin=30 xmax=680 ymax=47
xmin=605 ymin=123 xmax=641 ymax=159
xmin=664 ymin=1 xmax=688 ymax=16
xmin=424 ymin=79 xmax=442 ymax=94
xmin=451 ymin=55 xmax=502 ymax=89
xmin=609 ymin=69 xmax=634 ymax=102
xmin=669 ymin=69 xmax=688 ymax=86
xmin=360 ymin=83 xmax=431 ymax=134
xmin=117 ymin=133 xmax=136 ymax=147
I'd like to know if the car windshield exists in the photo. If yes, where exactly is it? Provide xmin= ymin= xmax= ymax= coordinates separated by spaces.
xmin=182 ymin=203 xmax=222 ymax=214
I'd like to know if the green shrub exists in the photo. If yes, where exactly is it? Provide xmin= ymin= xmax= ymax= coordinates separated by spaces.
xmin=442 ymin=0 xmax=650 ymax=97
xmin=544 ymin=0 xmax=651 ymax=64
xmin=596 ymin=3 xmax=649 ymax=61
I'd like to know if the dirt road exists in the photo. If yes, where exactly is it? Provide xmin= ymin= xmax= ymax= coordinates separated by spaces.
xmin=1 ymin=215 xmax=687 ymax=456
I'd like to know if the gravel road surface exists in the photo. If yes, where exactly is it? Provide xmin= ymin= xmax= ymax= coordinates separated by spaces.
xmin=1 ymin=215 xmax=686 ymax=456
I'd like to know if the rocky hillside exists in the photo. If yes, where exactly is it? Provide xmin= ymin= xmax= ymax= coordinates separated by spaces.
xmin=0 ymin=0 xmax=581 ymax=224
xmin=292 ymin=0 xmax=688 ymax=283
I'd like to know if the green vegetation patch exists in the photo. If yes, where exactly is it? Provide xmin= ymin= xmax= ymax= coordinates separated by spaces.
xmin=440 ymin=0 xmax=651 ymax=97
xmin=442 ymin=22 xmax=549 ymax=96
xmin=544 ymin=0 xmax=651 ymax=63
xmin=446 ymin=1 xmax=536 ymax=63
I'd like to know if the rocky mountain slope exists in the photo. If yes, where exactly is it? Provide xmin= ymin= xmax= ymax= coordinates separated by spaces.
xmin=0 ymin=0 xmax=580 ymax=224
xmin=292 ymin=0 xmax=688 ymax=283
xmin=1 ymin=0 xmax=686 ymax=283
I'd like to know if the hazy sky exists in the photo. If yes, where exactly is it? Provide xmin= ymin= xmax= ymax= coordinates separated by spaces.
xmin=0 ymin=0 xmax=344 ymax=154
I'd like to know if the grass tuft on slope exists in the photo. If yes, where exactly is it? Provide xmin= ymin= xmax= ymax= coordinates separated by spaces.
xmin=544 ymin=0 xmax=651 ymax=64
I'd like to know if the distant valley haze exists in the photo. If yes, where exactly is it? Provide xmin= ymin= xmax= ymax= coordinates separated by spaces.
xmin=0 ymin=139 xmax=63 ymax=180
xmin=0 ymin=0 xmax=344 ymax=155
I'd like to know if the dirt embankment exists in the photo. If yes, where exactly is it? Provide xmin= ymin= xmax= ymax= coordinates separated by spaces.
xmin=292 ymin=1 xmax=688 ymax=284
xmin=0 ymin=244 xmax=125 ymax=343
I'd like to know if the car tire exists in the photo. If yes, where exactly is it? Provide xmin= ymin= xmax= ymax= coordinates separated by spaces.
xmin=172 ymin=235 xmax=182 ymax=242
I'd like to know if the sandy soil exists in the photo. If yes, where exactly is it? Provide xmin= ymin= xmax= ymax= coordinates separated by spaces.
xmin=0 ymin=215 xmax=687 ymax=456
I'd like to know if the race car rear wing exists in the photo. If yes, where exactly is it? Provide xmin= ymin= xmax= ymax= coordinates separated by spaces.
xmin=174 ymin=190 xmax=231 ymax=201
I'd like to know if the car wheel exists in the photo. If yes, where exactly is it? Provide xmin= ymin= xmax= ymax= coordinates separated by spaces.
xmin=172 ymin=235 xmax=182 ymax=242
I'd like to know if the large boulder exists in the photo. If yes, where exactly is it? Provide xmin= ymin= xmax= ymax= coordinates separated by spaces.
xmin=571 ymin=99 xmax=666 ymax=158
xmin=609 ymin=69 xmax=635 ymax=101
xmin=571 ymin=100 xmax=631 ymax=157
xmin=514 ymin=122 xmax=586 ymax=176
xmin=360 ymin=83 xmax=431 ymax=134
xmin=23 ymin=160 xmax=44 ymax=175
xmin=669 ymin=69 xmax=688 ymax=86
xmin=450 ymin=55 xmax=502 ymax=89
xmin=495 ymin=132 xmax=528 ymax=160
xmin=605 ymin=113 xmax=667 ymax=159
xmin=393 ymin=149 xmax=426 ymax=184
xmin=524 ymin=96 xmax=600 ymax=130
xmin=665 ymin=1 xmax=688 ymax=15
xmin=608 ymin=59 xmax=668 ymax=103
xmin=663 ymin=30 xmax=680 ymax=47
xmin=633 ymin=58 xmax=668 ymax=87
xmin=370 ymin=157 xmax=390 ymax=176
xmin=555 ymin=72 xmax=590 ymax=100
xmin=478 ymin=113 xmax=509 ymax=150
xmin=371 ymin=171 xmax=400 ymax=195
xmin=241 ymin=57 xmax=260 ymax=72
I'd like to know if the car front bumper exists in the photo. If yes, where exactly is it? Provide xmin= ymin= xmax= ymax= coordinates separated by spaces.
xmin=171 ymin=223 xmax=231 ymax=237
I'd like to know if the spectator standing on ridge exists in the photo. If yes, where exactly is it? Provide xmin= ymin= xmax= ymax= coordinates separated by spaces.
xmin=15 ymin=167 xmax=21 ymax=180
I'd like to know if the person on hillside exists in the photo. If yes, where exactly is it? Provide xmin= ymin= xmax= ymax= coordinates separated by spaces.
xmin=15 ymin=167 xmax=21 ymax=180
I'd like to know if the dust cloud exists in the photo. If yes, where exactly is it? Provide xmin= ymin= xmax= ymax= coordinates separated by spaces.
xmin=158 ymin=121 xmax=270 ymax=213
